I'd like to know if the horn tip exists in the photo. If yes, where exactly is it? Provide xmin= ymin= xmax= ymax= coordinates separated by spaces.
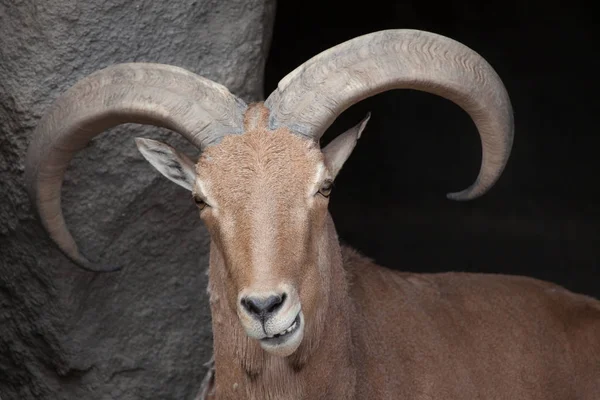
xmin=446 ymin=190 xmax=480 ymax=202
xmin=71 ymin=252 xmax=123 ymax=273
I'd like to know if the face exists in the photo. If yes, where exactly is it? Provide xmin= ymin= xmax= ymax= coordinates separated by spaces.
xmin=193 ymin=127 xmax=332 ymax=357
xmin=135 ymin=106 xmax=365 ymax=357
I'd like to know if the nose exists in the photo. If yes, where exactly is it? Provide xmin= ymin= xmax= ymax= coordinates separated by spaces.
xmin=241 ymin=293 xmax=287 ymax=320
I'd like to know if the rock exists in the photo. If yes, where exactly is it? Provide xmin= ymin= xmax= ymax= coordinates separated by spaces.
xmin=0 ymin=1 xmax=275 ymax=399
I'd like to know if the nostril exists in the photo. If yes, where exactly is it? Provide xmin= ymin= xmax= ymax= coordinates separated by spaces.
xmin=241 ymin=293 xmax=287 ymax=319
xmin=240 ymin=298 xmax=254 ymax=314
xmin=266 ymin=294 xmax=285 ymax=313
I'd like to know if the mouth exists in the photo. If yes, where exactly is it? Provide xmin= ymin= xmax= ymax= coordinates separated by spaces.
xmin=260 ymin=313 xmax=301 ymax=346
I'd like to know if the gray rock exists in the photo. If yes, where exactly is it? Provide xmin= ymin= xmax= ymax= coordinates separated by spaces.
xmin=0 ymin=1 xmax=275 ymax=399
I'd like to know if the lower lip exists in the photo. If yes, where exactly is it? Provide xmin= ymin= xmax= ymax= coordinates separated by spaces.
xmin=261 ymin=314 xmax=301 ymax=346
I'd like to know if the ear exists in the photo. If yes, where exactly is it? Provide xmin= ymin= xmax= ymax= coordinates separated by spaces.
xmin=135 ymin=138 xmax=197 ymax=191
xmin=322 ymin=113 xmax=370 ymax=178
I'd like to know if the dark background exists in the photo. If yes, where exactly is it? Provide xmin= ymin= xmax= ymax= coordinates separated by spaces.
xmin=264 ymin=0 xmax=599 ymax=298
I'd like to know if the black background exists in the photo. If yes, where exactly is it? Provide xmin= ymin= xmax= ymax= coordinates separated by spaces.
xmin=264 ymin=0 xmax=599 ymax=298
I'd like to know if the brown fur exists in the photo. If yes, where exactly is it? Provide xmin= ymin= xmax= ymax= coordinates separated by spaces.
xmin=196 ymin=104 xmax=600 ymax=399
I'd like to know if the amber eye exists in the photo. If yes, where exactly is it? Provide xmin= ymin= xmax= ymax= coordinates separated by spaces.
xmin=318 ymin=180 xmax=333 ymax=197
xmin=193 ymin=195 xmax=207 ymax=210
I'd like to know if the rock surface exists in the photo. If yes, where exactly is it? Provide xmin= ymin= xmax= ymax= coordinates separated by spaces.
xmin=0 ymin=1 xmax=274 ymax=398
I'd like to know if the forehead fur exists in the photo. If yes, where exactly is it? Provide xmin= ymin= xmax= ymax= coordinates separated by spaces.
xmin=195 ymin=105 xmax=325 ymax=206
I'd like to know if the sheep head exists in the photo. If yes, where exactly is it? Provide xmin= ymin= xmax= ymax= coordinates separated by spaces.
xmin=133 ymin=103 xmax=368 ymax=356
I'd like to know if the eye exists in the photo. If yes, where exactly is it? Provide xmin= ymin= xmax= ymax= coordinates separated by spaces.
xmin=318 ymin=180 xmax=333 ymax=197
xmin=193 ymin=195 xmax=208 ymax=210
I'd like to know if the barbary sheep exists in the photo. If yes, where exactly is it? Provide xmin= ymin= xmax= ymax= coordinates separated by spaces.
xmin=26 ymin=30 xmax=600 ymax=399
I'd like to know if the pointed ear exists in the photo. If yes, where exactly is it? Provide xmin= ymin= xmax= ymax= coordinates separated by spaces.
xmin=135 ymin=138 xmax=197 ymax=191
xmin=322 ymin=113 xmax=370 ymax=178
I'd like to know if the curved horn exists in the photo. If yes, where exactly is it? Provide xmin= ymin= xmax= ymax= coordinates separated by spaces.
xmin=264 ymin=29 xmax=514 ymax=200
xmin=25 ymin=63 xmax=247 ymax=272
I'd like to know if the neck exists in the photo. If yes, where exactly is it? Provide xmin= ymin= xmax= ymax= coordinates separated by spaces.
xmin=206 ymin=214 xmax=356 ymax=399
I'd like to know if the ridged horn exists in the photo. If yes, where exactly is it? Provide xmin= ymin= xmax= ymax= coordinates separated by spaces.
xmin=25 ymin=63 xmax=247 ymax=272
xmin=264 ymin=29 xmax=514 ymax=200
